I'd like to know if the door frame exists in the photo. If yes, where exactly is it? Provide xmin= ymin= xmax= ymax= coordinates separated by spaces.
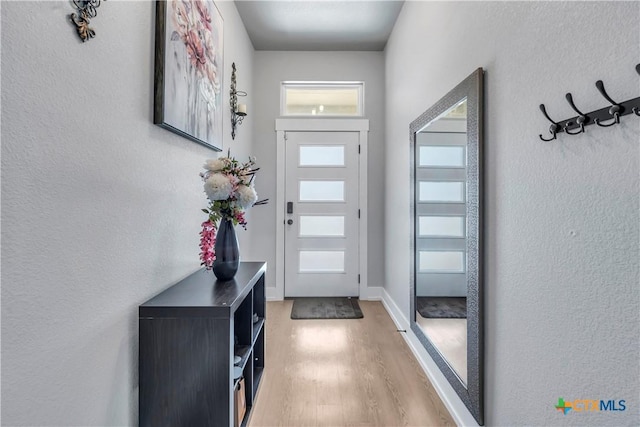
xmin=274 ymin=118 xmax=369 ymax=300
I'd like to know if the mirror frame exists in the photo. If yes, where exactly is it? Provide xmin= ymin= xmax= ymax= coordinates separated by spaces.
xmin=409 ymin=68 xmax=484 ymax=425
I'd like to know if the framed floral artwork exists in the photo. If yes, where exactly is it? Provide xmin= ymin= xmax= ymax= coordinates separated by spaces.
xmin=154 ymin=0 xmax=224 ymax=151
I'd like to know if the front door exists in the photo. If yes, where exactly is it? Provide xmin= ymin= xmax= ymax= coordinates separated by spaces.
xmin=284 ymin=131 xmax=360 ymax=297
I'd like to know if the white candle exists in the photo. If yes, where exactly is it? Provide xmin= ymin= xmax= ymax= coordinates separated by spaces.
xmin=237 ymin=104 xmax=247 ymax=115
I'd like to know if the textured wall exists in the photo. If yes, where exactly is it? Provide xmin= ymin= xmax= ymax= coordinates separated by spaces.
xmin=251 ymin=51 xmax=386 ymax=294
xmin=1 ymin=1 xmax=254 ymax=425
xmin=385 ymin=1 xmax=639 ymax=425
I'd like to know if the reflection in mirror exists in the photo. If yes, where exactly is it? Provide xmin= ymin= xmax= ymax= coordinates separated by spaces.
xmin=415 ymin=99 xmax=469 ymax=385
xmin=410 ymin=68 xmax=483 ymax=424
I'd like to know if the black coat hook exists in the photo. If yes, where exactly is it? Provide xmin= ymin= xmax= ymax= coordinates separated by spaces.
xmin=538 ymin=104 xmax=560 ymax=141
xmin=634 ymin=64 xmax=640 ymax=116
xmin=564 ymin=93 xmax=589 ymax=135
xmin=537 ymin=64 xmax=640 ymax=141
xmin=594 ymin=80 xmax=622 ymax=127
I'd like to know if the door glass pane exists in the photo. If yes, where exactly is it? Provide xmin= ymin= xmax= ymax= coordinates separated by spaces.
xmin=419 ymin=251 xmax=465 ymax=272
xmin=419 ymin=216 xmax=465 ymax=237
xmin=419 ymin=182 xmax=464 ymax=202
xmin=299 ymin=251 xmax=345 ymax=273
xmin=419 ymin=146 xmax=465 ymax=167
xmin=299 ymin=216 xmax=345 ymax=237
xmin=299 ymin=145 xmax=345 ymax=166
xmin=299 ymin=181 xmax=344 ymax=201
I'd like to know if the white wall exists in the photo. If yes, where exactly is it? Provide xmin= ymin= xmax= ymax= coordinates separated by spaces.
xmin=1 ymin=1 xmax=253 ymax=425
xmin=250 ymin=51 xmax=385 ymax=296
xmin=385 ymin=1 xmax=639 ymax=426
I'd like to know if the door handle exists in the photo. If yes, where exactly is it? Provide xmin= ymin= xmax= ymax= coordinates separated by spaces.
xmin=287 ymin=219 xmax=294 ymax=225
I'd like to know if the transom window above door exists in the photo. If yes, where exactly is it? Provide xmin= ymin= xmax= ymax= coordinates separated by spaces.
xmin=281 ymin=82 xmax=364 ymax=116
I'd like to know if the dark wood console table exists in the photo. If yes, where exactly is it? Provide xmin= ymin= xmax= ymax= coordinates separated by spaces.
xmin=139 ymin=262 xmax=266 ymax=427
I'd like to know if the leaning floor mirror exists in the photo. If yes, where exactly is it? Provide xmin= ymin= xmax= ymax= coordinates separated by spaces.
xmin=410 ymin=68 xmax=484 ymax=424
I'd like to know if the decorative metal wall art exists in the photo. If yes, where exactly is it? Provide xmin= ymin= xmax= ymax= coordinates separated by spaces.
xmin=70 ymin=0 xmax=106 ymax=43
xmin=539 ymin=64 xmax=640 ymax=141
xmin=154 ymin=0 xmax=224 ymax=151
xmin=230 ymin=62 xmax=248 ymax=140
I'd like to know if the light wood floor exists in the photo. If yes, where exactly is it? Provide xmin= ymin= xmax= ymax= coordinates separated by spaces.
xmin=415 ymin=313 xmax=467 ymax=385
xmin=248 ymin=300 xmax=455 ymax=427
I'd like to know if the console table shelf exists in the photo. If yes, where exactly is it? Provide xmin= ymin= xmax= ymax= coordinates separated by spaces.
xmin=139 ymin=262 xmax=266 ymax=427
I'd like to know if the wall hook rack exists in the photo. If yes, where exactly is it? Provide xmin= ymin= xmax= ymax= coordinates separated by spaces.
xmin=538 ymin=64 xmax=640 ymax=141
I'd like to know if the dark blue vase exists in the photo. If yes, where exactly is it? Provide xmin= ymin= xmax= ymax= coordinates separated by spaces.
xmin=212 ymin=219 xmax=239 ymax=281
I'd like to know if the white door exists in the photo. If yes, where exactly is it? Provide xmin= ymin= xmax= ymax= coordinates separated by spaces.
xmin=284 ymin=131 xmax=360 ymax=297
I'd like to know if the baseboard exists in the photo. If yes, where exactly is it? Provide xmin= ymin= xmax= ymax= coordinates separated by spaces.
xmin=266 ymin=286 xmax=281 ymax=301
xmin=360 ymin=286 xmax=383 ymax=301
xmin=379 ymin=288 xmax=409 ymax=330
xmin=380 ymin=288 xmax=478 ymax=427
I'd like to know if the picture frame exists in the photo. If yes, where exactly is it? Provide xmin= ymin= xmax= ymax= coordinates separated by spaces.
xmin=154 ymin=0 xmax=224 ymax=151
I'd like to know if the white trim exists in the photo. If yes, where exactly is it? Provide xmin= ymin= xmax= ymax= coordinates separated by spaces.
xmin=275 ymin=119 xmax=369 ymax=300
xmin=380 ymin=289 xmax=478 ymax=427
xmin=276 ymin=118 xmax=369 ymax=132
xmin=266 ymin=287 xmax=280 ymax=301
xmin=379 ymin=288 xmax=409 ymax=331
xmin=358 ymin=128 xmax=368 ymax=300
xmin=359 ymin=286 xmax=383 ymax=301
xmin=275 ymin=129 xmax=287 ymax=301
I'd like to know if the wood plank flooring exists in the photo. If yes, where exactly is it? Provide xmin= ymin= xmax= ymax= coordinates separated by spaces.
xmin=247 ymin=300 xmax=455 ymax=427
xmin=415 ymin=313 xmax=467 ymax=384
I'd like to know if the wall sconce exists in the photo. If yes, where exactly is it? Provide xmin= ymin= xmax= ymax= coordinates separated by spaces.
xmin=230 ymin=62 xmax=247 ymax=140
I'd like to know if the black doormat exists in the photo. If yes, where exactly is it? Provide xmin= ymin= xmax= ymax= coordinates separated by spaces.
xmin=291 ymin=297 xmax=363 ymax=319
xmin=417 ymin=297 xmax=467 ymax=318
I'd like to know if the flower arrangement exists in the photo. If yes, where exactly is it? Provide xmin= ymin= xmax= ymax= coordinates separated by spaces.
xmin=199 ymin=153 xmax=267 ymax=269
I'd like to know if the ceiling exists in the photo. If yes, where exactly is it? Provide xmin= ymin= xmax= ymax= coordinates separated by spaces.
xmin=234 ymin=1 xmax=405 ymax=51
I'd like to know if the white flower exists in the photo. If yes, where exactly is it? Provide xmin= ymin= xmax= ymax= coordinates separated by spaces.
xmin=236 ymin=185 xmax=258 ymax=209
xmin=238 ymin=172 xmax=252 ymax=185
xmin=204 ymin=174 xmax=234 ymax=201
xmin=203 ymin=158 xmax=226 ymax=172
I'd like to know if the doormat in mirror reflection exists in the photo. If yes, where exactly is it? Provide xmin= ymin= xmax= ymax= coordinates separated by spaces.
xmin=417 ymin=297 xmax=466 ymax=318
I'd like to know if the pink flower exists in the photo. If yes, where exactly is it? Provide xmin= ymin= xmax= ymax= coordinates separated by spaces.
xmin=199 ymin=220 xmax=217 ymax=269
xmin=185 ymin=30 xmax=207 ymax=73
xmin=203 ymin=31 xmax=217 ymax=65
xmin=226 ymin=173 xmax=240 ymax=186
xmin=171 ymin=0 xmax=191 ymax=36
xmin=234 ymin=211 xmax=248 ymax=230
xmin=195 ymin=0 xmax=212 ymax=31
